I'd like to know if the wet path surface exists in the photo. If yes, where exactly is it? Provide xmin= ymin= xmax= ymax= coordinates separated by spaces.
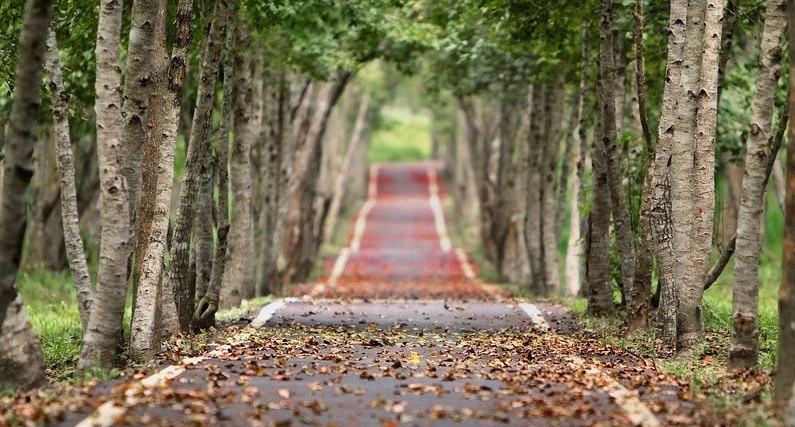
xmin=5 ymin=162 xmax=711 ymax=426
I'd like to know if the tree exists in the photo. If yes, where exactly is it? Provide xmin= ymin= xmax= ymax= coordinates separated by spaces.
xmin=78 ymin=0 xmax=132 ymax=372
xmin=44 ymin=28 xmax=92 ymax=330
xmin=129 ymin=0 xmax=172 ymax=361
xmin=651 ymin=0 xmax=723 ymax=353
xmin=0 ymin=0 xmax=54 ymax=390
xmin=729 ymin=0 xmax=787 ymax=371
xmin=165 ymin=0 xmax=231 ymax=333
xmin=778 ymin=0 xmax=795 ymax=410
xmin=598 ymin=0 xmax=635 ymax=308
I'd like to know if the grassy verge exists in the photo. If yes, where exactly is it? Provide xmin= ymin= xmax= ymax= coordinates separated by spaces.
xmin=18 ymin=267 xmax=275 ymax=384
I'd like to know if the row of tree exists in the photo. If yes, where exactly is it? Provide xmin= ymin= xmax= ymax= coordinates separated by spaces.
xmin=424 ymin=0 xmax=795 ymax=411
xmin=2 ymin=0 xmax=795 ymax=416
xmin=0 ymin=0 xmax=420 ymax=389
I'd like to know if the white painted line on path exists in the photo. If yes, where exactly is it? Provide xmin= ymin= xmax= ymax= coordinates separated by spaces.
xmin=308 ymin=164 xmax=379 ymax=297
xmin=518 ymin=302 xmax=551 ymax=331
xmin=368 ymin=164 xmax=380 ymax=199
xmin=328 ymin=248 xmax=350 ymax=285
xmin=350 ymin=200 xmax=375 ymax=252
xmin=427 ymin=167 xmax=452 ymax=252
xmin=517 ymin=302 xmax=661 ymax=427
xmin=576 ymin=357 xmax=662 ymax=427
xmin=76 ymin=307 xmax=282 ymax=427
xmin=250 ymin=299 xmax=288 ymax=328
xmin=454 ymin=248 xmax=477 ymax=280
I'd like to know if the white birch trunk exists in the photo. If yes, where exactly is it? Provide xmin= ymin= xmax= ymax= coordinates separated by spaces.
xmin=44 ymin=28 xmax=93 ymax=329
xmin=729 ymin=0 xmax=786 ymax=370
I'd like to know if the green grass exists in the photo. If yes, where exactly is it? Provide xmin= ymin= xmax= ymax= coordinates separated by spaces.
xmin=18 ymin=270 xmax=83 ymax=381
xmin=368 ymin=106 xmax=432 ymax=163
xmin=18 ymin=266 xmax=276 ymax=382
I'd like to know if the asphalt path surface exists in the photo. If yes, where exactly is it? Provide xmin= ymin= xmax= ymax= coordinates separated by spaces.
xmin=8 ymin=162 xmax=713 ymax=427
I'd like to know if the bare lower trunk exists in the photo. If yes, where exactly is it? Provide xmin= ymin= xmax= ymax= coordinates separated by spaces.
xmin=627 ymin=0 xmax=654 ymax=329
xmin=599 ymin=0 xmax=636 ymax=304
xmin=44 ymin=28 xmax=92 ymax=329
xmin=78 ymin=0 xmax=133 ymax=372
xmin=122 ymin=0 xmax=164 ymax=225
xmin=540 ymin=81 xmax=563 ymax=295
xmin=283 ymin=76 xmax=351 ymax=283
xmin=165 ymin=0 xmax=230 ymax=332
xmin=221 ymin=19 xmax=255 ymax=308
xmin=0 ymin=0 xmax=52 ymax=390
xmin=256 ymin=71 xmax=286 ymax=296
xmin=680 ymin=0 xmax=722 ymax=350
xmin=193 ymin=17 xmax=235 ymax=327
xmin=324 ymin=93 xmax=372 ymax=245
xmin=134 ymin=0 xmax=193 ymax=354
xmin=193 ymin=143 xmax=214 ymax=300
xmin=729 ymin=0 xmax=786 ymax=370
xmin=524 ymin=85 xmax=545 ymax=293
xmin=567 ymin=24 xmax=591 ymax=297
xmin=652 ymin=0 xmax=687 ymax=347
xmin=778 ymin=1 xmax=795 ymax=405
xmin=586 ymin=67 xmax=615 ymax=316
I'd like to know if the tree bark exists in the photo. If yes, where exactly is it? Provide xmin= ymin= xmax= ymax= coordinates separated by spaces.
xmin=627 ymin=0 xmax=653 ymax=329
xmin=122 ymin=0 xmax=164 ymax=228
xmin=586 ymin=76 xmax=614 ymax=315
xmin=675 ymin=0 xmax=720 ymax=353
xmin=652 ymin=0 xmax=688 ymax=347
xmin=540 ymin=80 xmax=563 ymax=295
xmin=165 ymin=0 xmax=230 ymax=333
xmin=599 ymin=0 xmax=636 ymax=306
xmin=78 ymin=0 xmax=134 ymax=372
xmin=524 ymin=85 xmax=546 ymax=294
xmin=256 ymin=70 xmax=287 ymax=296
xmin=565 ymin=25 xmax=590 ymax=297
xmin=221 ymin=18 xmax=255 ymax=309
xmin=778 ymin=0 xmax=795 ymax=406
xmin=729 ymin=0 xmax=786 ymax=371
xmin=324 ymin=92 xmax=372 ymax=245
xmin=133 ymin=0 xmax=193 ymax=355
xmin=44 ymin=28 xmax=92 ymax=330
xmin=194 ymin=19 xmax=234 ymax=327
xmin=0 ymin=0 xmax=52 ymax=391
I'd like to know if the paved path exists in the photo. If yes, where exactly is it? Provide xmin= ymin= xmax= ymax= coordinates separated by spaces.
xmin=7 ymin=162 xmax=711 ymax=426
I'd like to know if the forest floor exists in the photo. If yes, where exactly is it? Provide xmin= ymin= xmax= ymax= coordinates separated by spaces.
xmin=0 ymin=162 xmax=777 ymax=426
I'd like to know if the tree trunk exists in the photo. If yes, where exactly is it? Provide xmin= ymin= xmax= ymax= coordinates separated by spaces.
xmin=78 ymin=0 xmax=133 ymax=372
xmin=44 ymin=28 xmax=92 ymax=329
xmin=256 ymin=70 xmax=286 ymax=296
xmin=165 ymin=0 xmax=230 ymax=333
xmin=729 ymin=0 xmax=786 ymax=371
xmin=524 ymin=85 xmax=546 ymax=294
xmin=283 ymin=76 xmax=351 ymax=283
xmin=586 ymin=63 xmax=615 ymax=316
xmin=193 ymin=137 xmax=215 ymax=300
xmin=599 ymin=0 xmax=636 ymax=306
xmin=627 ymin=0 xmax=654 ymax=329
xmin=324 ymin=93 xmax=372 ymax=245
xmin=122 ymin=0 xmax=164 ymax=227
xmin=652 ymin=0 xmax=688 ymax=347
xmin=0 ymin=0 xmax=52 ymax=391
xmin=778 ymin=0 xmax=795 ymax=406
xmin=540 ymin=80 xmax=563 ymax=295
xmin=194 ymin=16 xmax=235 ymax=328
xmin=133 ymin=0 xmax=193 ymax=357
xmin=221 ymin=18 xmax=255 ymax=308
xmin=567 ymin=24 xmax=591 ymax=298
